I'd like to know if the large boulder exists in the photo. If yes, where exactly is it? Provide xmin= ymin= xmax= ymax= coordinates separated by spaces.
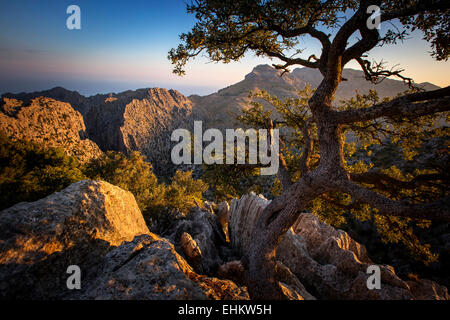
xmin=0 ymin=179 xmax=149 ymax=299
xmin=77 ymin=234 xmax=248 ymax=300
xmin=0 ymin=180 xmax=248 ymax=300
xmin=226 ymin=193 xmax=449 ymax=300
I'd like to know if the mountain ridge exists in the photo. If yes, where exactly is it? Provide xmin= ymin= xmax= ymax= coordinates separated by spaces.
xmin=1 ymin=64 xmax=442 ymax=174
xmin=190 ymin=64 xmax=440 ymax=129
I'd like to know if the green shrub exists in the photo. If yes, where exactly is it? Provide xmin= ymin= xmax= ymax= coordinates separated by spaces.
xmin=85 ymin=151 xmax=208 ymax=232
xmin=0 ymin=133 xmax=85 ymax=210
xmin=0 ymin=135 xmax=209 ymax=233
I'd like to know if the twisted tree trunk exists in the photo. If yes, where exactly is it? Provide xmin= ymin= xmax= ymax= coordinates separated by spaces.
xmin=243 ymin=58 xmax=450 ymax=299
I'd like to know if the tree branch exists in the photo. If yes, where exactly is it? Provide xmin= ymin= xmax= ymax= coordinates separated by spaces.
xmin=338 ymin=180 xmax=450 ymax=221
xmin=350 ymin=171 xmax=446 ymax=191
xmin=355 ymin=58 xmax=414 ymax=88
xmin=381 ymin=0 xmax=450 ymax=22
xmin=334 ymin=86 xmax=450 ymax=123
xmin=342 ymin=28 xmax=380 ymax=66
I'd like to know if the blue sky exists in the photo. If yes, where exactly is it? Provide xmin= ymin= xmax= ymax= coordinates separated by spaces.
xmin=0 ymin=0 xmax=448 ymax=96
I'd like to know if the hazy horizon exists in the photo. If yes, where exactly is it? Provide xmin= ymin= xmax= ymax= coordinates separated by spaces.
xmin=0 ymin=64 xmax=443 ymax=98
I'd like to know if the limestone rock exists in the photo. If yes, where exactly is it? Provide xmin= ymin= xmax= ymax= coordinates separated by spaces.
xmin=166 ymin=207 xmax=228 ymax=275
xmin=0 ymin=179 xmax=150 ymax=299
xmin=78 ymin=234 xmax=249 ymax=300
xmin=217 ymin=260 xmax=246 ymax=285
xmin=227 ymin=193 xmax=449 ymax=300
xmin=84 ymin=88 xmax=198 ymax=175
xmin=276 ymin=261 xmax=316 ymax=300
xmin=0 ymin=180 xmax=248 ymax=300
xmin=0 ymin=97 xmax=102 ymax=163
xmin=180 ymin=232 xmax=203 ymax=271
xmin=2 ymin=87 xmax=201 ymax=176
xmin=228 ymin=193 xmax=270 ymax=257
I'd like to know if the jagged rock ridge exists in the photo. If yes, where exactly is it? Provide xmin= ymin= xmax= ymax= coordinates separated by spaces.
xmin=85 ymin=88 xmax=197 ymax=175
xmin=1 ymin=87 xmax=199 ymax=175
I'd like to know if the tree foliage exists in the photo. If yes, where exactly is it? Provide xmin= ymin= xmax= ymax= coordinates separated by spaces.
xmin=238 ymin=89 xmax=448 ymax=263
xmin=85 ymin=150 xmax=162 ymax=213
xmin=85 ymin=151 xmax=208 ymax=232
xmin=170 ymin=0 xmax=450 ymax=299
xmin=0 ymin=133 xmax=85 ymax=210
xmin=169 ymin=0 xmax=449 ymax=77
xmin=0 ymin=137 xmax=209 ymax=235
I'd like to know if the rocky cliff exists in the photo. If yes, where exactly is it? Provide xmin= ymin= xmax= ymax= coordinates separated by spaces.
xmin=2 ymin=87 xmax=199 ymax=175
xmin=84 ymin=88 xmax=197 ymax=175
xmin=0 ymin=181 xmax=447 ymax=300
xmin=0 ymin=96 xmax=102 ymax=163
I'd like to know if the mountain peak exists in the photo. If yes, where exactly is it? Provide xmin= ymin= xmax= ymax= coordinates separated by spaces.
xmin=245 ymin=64 xmax=281 ymax=79
xmin=252 ymin=64 xmax=276 ymax=72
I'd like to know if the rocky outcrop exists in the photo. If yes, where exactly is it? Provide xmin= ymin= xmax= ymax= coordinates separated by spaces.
xmin=2 ymin=87 xmax=201 ymax=176
xmin=0 ymin=179 xmax=150 ymax=299
xmin=84 ymin=88 xmax=197 ymax=175
xmin=226 ymin=193 xmax=449 ymax=300
xmin=166 ymin=207 xmax=231 ymax=275
xmin=77 ymin=234 xmax=248 ymax=300
xmin=1 ymin=179 xmax=446 ymax=300
xmin=180 ymin=232 xmax=203 ymax=270
xmin=0 ymin=180 xmax=248 ymax=300
xmin=1 ymin=87 xmax=91 ymax=115
xmin=228 ymin=193 xmax=271 ymax=257
xmin=0 ymin=97 xmax=102 ymax=163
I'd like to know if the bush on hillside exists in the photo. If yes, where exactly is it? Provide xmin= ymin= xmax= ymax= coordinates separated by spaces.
xmin=0 ymin=133 xmax=85 ymax=210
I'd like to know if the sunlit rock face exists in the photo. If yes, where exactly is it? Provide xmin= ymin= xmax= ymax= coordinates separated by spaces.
xmin=0 ymin=97 xmax=102 ymax=163
xmin=84 ymin=88 xmax=198 ymax=176
xmin=0 ymin=180 xmax=149 ymax=299
xmin=1 ymin=87 xmax=199 ymax=176
xmin=77 ymin=234 xmax=249 ymax=300
xmin=0 ymin=180 xmax=248 ymax=300
xmin=226 ymin=192 xmax=449 ymax=300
